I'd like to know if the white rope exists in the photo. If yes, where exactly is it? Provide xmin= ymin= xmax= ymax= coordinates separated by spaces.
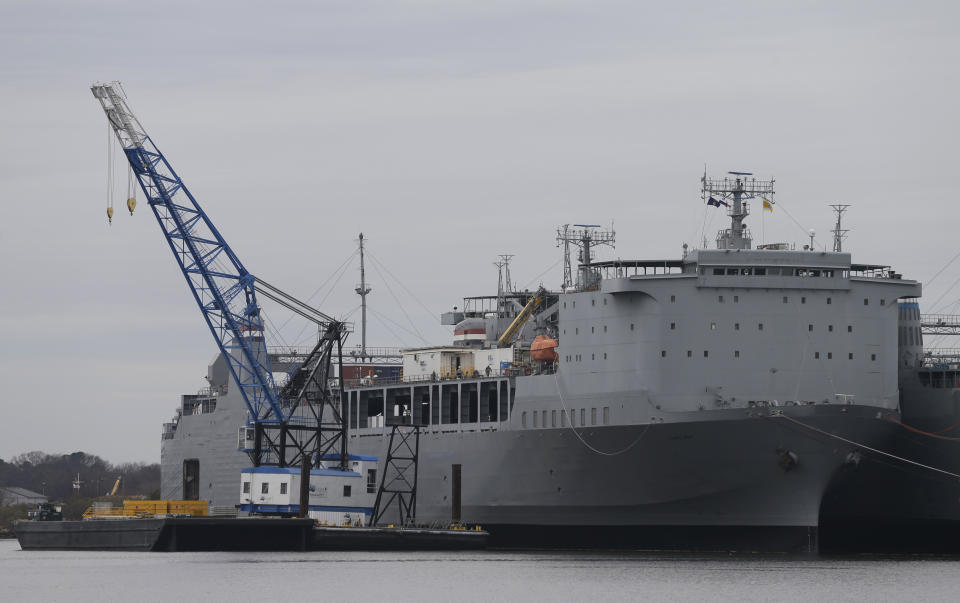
xmin=771 ymin=413 xmax=960 ymax=479
xmin=552 ymin=372 xmax=650 ymax=456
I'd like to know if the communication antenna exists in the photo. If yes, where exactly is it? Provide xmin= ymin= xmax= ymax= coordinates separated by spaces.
xmin=830 ymin=204 xmax=850 ymax=252
xmin=557 ymin=224 xmax=573 ymax=289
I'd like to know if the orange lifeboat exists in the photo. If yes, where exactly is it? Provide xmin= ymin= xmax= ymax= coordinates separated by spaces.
xmin=530 ymin=335 xmax=559 ymax=362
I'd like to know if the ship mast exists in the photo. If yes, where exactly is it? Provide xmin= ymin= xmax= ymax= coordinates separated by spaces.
xmin=355 ymin=233 xmax=371 ymax=359
xmin=830 ymin=204 xmax=850 ymax=252
xmin=702 ymin=171 xmax=775 ymax=250
xmin=556 ymin=224 xmax=615 ymax=290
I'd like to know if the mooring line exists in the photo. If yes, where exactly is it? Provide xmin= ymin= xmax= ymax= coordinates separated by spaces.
xmin=552 ymin=373 xmax=650 ymax=456
xmin=771 ymin=412 xmax=960 ymax=479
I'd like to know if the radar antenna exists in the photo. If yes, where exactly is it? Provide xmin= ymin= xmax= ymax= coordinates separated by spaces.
xmin=556 ymin=224 xmax=615 ymax=290
xmin=702 ymin=171 xmax=775 ymax=250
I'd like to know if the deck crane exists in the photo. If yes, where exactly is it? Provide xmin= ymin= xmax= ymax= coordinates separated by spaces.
xmin=91 ymin=82 xmax=349 ymax=470
xmin=497 ymin=286 xmax=548 ymax=348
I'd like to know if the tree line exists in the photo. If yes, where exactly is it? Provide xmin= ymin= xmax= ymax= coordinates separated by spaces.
xmin=0 ymin=451 xmax=160 ymax=501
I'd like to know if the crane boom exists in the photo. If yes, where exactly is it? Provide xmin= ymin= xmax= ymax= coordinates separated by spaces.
xmin=497 ymin=286 xmax=548 ymax=348
xmin=91 ymin=83 xmax=282 ymax=423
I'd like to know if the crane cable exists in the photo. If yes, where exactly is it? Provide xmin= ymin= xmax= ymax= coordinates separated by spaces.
xmin=106 ymin=121 xmax=114 ymax=224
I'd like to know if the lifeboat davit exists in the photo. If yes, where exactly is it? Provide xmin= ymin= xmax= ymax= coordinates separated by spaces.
xmin=530 ymin=335 xmax=559 ymax=362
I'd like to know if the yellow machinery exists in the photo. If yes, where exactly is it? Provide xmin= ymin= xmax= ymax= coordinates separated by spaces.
xmin=497 ymin=286 xmax=548 ymax=348
xmin=108 ymin=476 xmax=122 ymax=496
xmin=83 ymin=500 xmax=208 ymax=519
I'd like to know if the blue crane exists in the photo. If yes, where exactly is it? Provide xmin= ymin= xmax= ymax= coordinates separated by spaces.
xmin=91 ymin=82 xmax=348 ymax=468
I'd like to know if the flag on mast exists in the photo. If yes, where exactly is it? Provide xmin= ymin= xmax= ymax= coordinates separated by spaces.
xmin=762 ymin=197 xmax=774 ymax=212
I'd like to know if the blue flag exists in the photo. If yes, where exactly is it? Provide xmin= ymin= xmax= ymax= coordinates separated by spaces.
xmin=707 ymin=197 xmax=729 ymax=208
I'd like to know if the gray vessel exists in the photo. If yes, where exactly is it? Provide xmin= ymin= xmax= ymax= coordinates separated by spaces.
xmin=162 ymin=173 xmax=922 ymax=552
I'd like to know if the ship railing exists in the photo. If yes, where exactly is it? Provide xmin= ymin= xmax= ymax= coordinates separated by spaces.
xmin=920 ymin=348 xmax=960 ymax=368
xmin=343 ymin=370 xmax=509 ymax=389
xmin=268 ymin=345 xmax=402 ymax=361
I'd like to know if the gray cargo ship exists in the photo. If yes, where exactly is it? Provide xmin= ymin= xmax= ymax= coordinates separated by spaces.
xmin=162 ymin=173 xmax=925 ymax=552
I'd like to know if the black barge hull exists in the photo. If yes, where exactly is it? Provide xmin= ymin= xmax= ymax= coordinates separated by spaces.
xmin=14 ymin=518 xmax=488 ymax=552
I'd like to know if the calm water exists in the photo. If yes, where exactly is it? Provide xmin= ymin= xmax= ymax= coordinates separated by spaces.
xmin=4 ymin=539 xmax=960 ymax=602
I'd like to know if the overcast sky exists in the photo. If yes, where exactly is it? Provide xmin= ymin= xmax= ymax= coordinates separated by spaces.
xmin=1 ymin=0 xmax=958 ymax=463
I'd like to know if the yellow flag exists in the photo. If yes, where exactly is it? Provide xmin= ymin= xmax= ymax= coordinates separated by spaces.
xmin=762 ymin=199 xmax=773 ymax=212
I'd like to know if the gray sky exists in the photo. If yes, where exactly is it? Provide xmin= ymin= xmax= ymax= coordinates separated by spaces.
xmin=1 ymin=0 xmax=958 ymax=463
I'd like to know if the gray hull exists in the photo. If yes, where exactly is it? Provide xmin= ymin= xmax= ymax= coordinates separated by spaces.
xmin=354 ymin=406 xmax=889 ymax=541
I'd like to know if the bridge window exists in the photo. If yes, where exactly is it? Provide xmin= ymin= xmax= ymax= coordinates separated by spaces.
xmin=849 ymin=353 xmax=854 ymax=360
xmin=367 ymin=470 xmax=377 ymax=494
xmin=864 ymin=298 xmax=869 ymax=306
xmin=808 ymin=324 xmax=813 ymax=332
xmin=552 ymin=410 xmax=557 ymax=427
xmin=801 ymin=297 xmax=807 ymax=304
xmin=581 ymin=409 xmax=586 ymax=425
xmin=783 ymin=296 xmax=789 ymax=304
xmin=848 ymin=325 xmax=853 ymax=333
xmin=704 ymin=350 xmax=709 ymax=358
xmin=880 ymin=299 xmax=885 ymax=306
xmin=603 ymin=407 xmax=610 ymax=425
xmin=815 ymin=352 xmax=820 ymax=359
xmin=243 ymin=482 xmax=250 ymax=494
xmin=718 ymin=295 xmax=724 ymax=303
xmin=713 ymin=268 xmax=724 ymax=275
xmin=687 ymin=350 xmax=692 ymax=358
xmin=827 ymin=353 xmax=833 ymax=360
xmin=671 ymin=295 xmax=676 ymax=303
xmin=591 ymin=408 xmax=597 ymax=425
xmin=827 ymin=297 xmax=832 ymax=304
xmin=829 ymin=325 xmax=834 ymax=332
xmin=261 ymin=482 xmax=269 ymax=494
xmin=280 ymin=482 xmax=287 ymax=495
xmin=533 ymin=412 xmax=538 ymax=428
xmin=734 ymin=350 xmax=740 ymax=358
xmin=871 ymin=354 xmax=877 ymax=361
xmin=661 ymin=350 xmax=667 ymax=358
xmin=670 ymin=322 xmax=676 ymax=330
xmin=735 ymin=323 xmax=740 ymax=330
xmin=522 ymin=412 xmax=527 ymax=427
xmin=630 ymin=323 xmax=635 ymax=331
xmin=758 ymin=323 xmax=764 ymax=331
xmin=343 ymin=485 xmax=351 ymax=497
xmin=734 ymin=295 xmax=739 ymax=303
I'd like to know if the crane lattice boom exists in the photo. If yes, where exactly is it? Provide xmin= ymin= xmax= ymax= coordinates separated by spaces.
xmin=92 ymin=82 xmax=283 ymax=424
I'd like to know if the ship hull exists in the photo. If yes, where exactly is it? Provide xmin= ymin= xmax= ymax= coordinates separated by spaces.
xmin=352 ymin=405 xmax=890 ymax=552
